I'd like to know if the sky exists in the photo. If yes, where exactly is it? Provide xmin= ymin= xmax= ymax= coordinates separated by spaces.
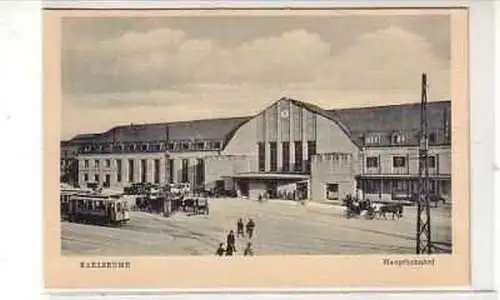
xmin=61 ymin=14 xmax=450 ymax=140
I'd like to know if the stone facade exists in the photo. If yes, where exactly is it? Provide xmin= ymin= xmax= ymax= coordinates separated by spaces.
xmin=63 ymin=97 xmax=452 ymax=203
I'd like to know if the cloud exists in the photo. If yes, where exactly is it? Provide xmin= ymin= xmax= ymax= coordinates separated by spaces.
xmin=62 ymin=25 xmax=450 ymax=139
xmin=318 ymin=26 xmax=449 ymax=95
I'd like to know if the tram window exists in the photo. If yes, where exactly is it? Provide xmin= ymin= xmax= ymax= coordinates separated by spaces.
xmin=117 ymin=202 xmax=122 ymax=212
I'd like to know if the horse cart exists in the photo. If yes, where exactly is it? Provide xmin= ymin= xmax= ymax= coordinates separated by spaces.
xmin=342 ymin=195 xmax=403 ymax=220
xmin=181 ymin=197 xmax=210 ymax=215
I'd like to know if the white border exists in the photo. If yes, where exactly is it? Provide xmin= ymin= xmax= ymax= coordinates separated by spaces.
xmin=467 ymin=0 xmax=495 ymax=292
xmin=0 ymin=0 xmax=496 ymax=299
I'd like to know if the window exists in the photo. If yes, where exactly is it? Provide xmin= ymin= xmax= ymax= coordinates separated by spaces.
xmin=168 ymin=159 xmax=174 ymax=183
xmin=141 ymin=159 xmax=147 ymax=183
xmin=393 ymin=156 xmax=406 ymax=168
xmin=364 ymin=180 xmax=380 ymax=194
xmin=104 ymin=174 xmax=111 ymax=187
xmin=214 ymin=141 xmax=221 ymax=149
xmin=258 ymin=142 xmax=265 ymax=171
xmin=307 ymin=141 xmax=316 ymax=173
xmin=154 ymin=144 xmax=161 ymax=152
xmin=129 ymin=144 xmax=136 ymax=152
xmin=419 ymin=156 xmax=436 ymax=168
xmin=95 ymin=160 xmax=100 ymax=168
xmin=441 ymin=180 xmax=450 ymax=195
xmin=181 ymin=159 xmax=189 ymax=182
xmin=116 ymin=159 xmax=122 ymax=183
xmin=392 ymin=180 xmax=409 ymax=195
xmin=195 ymin=142 xmax=204 ymax=150
xmin=94 ymin=174 xmax=100 ymax=183
xmin=154 ymin=159 xmax=160 ymax=184
xmin=196 ymin=159 xmax=204 ymax=186
xmin=84 ymin=173 xmax=89 ymax=181
xmin=141 ymin=144 xmax=149 ymax=151
xmin=168 ymin=143 xmax=174 ymax=151
xmin=366 ymin=156 xmax=379 ymax=168
xmin=429 ymin=132 xmax=436 ymax=144
xmin=105 ymin=159 xmax=110 ymax=168
xmin=84 ymin=159 xmax=89 ymax=168
xmin=326 ymin=183 xmax=339 ymax=200
xmin=282 ymin=142 xmax=290 ymax=172
xmin=128 ymin=159 xmax=134 ymax=183
xmin=428 ymin=180 xmax=436 ymax=194
xmin=392 ymin=134 xmax=406 ymax=144
xmin=269 ymin=142 xmax=277 ymax=172
xmin=182 ymin=143 xmax=189 ymax=151
xmin=294 ymin=141 xmax=303 ymax=172
xmin=365 ymin=135 xmax=380 ymax=145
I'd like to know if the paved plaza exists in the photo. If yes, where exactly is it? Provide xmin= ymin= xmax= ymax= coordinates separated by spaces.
xmin=61 ymin=198 xmax=452 ymax=256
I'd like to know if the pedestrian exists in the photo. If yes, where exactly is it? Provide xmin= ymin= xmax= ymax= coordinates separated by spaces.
xmin=246 ymin=219 xmax=255 ymax=239
xmin=225 ymin=244 xmax=235 ymax=256
xmin=244 ymin=242 xmax=254 ymax=256
xmin=215 ymin=243 xmax=225 ymax=256
xmin=226 ymin=230 xmax=236 ymax=252
xmin=237 ymin=218 xmax=245 ymax=237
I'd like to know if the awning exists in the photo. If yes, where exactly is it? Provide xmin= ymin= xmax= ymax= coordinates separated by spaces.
xmin=356 ymin=174 xmax=451 ymax=180
xmin=223 ymin=172 xmax=310 ymax=180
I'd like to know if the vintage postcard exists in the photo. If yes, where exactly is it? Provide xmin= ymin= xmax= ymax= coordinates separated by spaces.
xmin=44 ymin=7 xmax=470 ymax=290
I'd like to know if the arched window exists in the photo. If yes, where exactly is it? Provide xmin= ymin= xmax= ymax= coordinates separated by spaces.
xmin=141 ymin=143 xmax=149 ymax=152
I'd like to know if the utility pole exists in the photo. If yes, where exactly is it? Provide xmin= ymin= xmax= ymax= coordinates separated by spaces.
xmin=416 ymin=73 xmax=432 ymax=254
xmin=163 ymin=124 xmax=171 ymax=217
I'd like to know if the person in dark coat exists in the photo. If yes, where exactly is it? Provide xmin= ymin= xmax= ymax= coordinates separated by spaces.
xmin=226 ymin=230 xmax=236 ymax=255
xmin=215 ymin=243 xmax=225 ymax=256
xmin=237 ymin=218 xmax=245 ymax=237
xmin=246 ymin=219 xmax=256 ymax=239
xmin=244 ymin=242 xmax=254 ymax=256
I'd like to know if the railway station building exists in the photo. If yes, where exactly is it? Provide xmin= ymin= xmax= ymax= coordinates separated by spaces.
xmin=60 ymin=97 xmax=451 ymax=203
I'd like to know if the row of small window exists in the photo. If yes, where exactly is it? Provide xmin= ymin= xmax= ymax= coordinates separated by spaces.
xmin=258 ymin=141 xmax=317 ymax=173
xmin=83 ymin=159 xmax=112 ymax=168
xmin=364 ymin=132 xmax=439 ymax=145
xmin=319 ymin=153 xmax=351 ymax=161
xmin=79 ymin=140 xmax=223 ymax=153
xmin=82 ymin=158 xmax=205 ymax=186
xmin=361 ymin=179 xmax=450 ymax=195
xmin=366 ymin=156 xmax=436 ymax=169
xmin=83 ymin=159 xmax=162 ymax=184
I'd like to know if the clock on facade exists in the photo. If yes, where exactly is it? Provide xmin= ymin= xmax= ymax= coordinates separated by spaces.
xmin=280 ymin=109 xmax=290 ymax=119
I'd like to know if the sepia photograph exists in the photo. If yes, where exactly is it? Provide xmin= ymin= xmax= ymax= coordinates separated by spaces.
xmin=44 ymin=7 xmax=470 ymax=289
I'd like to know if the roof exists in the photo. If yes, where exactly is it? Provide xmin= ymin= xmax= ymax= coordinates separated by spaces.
xmin=67 ymin=116 xmax=251 ymax=145
xmin=327 ymin=101 xmax=450 ymax=134
xmin=64 ymin=98 xmax=451 ymax=149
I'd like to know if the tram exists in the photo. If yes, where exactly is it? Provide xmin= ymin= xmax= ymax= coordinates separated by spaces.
xmin=63 ymin=192 xmax=131 ymax=226
xmin=60 ymin=186 xmax=92 ymax=218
